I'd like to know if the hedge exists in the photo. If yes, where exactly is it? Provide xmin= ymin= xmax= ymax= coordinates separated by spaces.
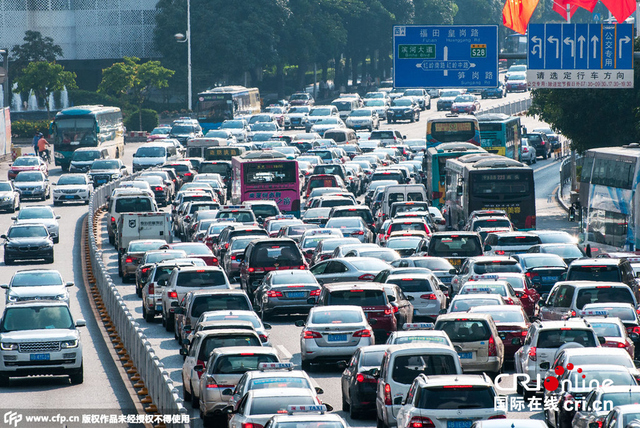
xmin=11 ymin=120 xmax=52 ymax=138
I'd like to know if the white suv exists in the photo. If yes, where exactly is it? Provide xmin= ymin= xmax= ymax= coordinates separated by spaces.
xmin=0 ymin=301 xmax=85 ymax=385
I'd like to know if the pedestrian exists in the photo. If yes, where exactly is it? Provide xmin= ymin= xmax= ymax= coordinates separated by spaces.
xmin=32 ymin=132 xmax=40 ymax=156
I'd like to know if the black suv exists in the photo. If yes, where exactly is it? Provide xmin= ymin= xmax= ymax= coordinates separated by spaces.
xmin=213 ymin=225 xmax=268 ymax=260
xmin=523 ymin=132 xmax=551 ymax=159
xmin=565 ymin=257 xmax=638 ymax=300
xmin=312 ymin=164 xmax=347 ymax=183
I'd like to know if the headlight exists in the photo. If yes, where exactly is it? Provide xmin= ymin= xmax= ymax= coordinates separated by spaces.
xmin=0 ymin=342 xmax=18 ymax=351
xmin=111 ymin=173 xmax=120 ymax=179
xmin=55 ymin=294 xmax=66 ymax=300
xmin=61 ymin=339 xmax=78 ymax=349
xmin=54 ymin=152 xmax=64 ymax=159
xmin=39 ymin=244 xmax=53 ymax=250
xmin=6 ymin=294 xmax=17 ymax=303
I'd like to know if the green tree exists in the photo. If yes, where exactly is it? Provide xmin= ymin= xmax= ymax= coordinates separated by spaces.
xmin=11 ymin=31 xmax=64 ymax=77
xmin=13 ymin=61 xmax=76 ymax=118
xmin=98 ymin=57 xmax=174 ymax=131
xmin=453 ymin=0 xmax=500 ymax=24
xmin=414 ymin=0 xmax=458 ymax=25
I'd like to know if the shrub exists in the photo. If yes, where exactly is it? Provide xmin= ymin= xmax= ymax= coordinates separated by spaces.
xmin=11 ymin=120 xmax=51 ymax=138
xmin=124 ymin=109 xmax=158 ymax=132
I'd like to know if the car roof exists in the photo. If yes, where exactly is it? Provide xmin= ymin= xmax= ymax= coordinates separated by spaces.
xmin=570 ymin=258 xmax=624 ymax=266
xmin=468 ymin=256 xmax=517 ymax=263
xmin=387 ymin=273 xmax=434 ymax=280
xmin=324 ymin=281 xmax=386 ymax=291
xmin=431 ymin=231 xmax=479 ymax=237
xmin=418 ymin=374 xmax=492 ymax=387
xmin=386 ymin=343 xmax=456 ymax=354
xmin=211 ymin=346 xmax=278 ymax=357
xmin=552 ymin=280 xmax=630 ymax=289
xmin=310 ymin=305 xmax=364 ymax=313
xmin=535 ymin=320 xmax=592 ymax=329
xmin=473 ymin=420 xmax=547 ymax=428
xmin=194 ymin=328 xmax=260 ymax=339
xmin=437 ymin=312 xmax=495 ymax=321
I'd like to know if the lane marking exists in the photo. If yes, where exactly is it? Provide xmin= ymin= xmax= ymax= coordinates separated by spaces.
xmin=277 ymin=344 xmax=293 ymax=360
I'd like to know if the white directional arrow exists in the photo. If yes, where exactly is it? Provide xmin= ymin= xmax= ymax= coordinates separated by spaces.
xmin=531 ymin=36 xmax=543 ymax=58
xmin=591 ymin=35 xmax=599 ymax=58
xmin=577 ymin=35 xmax=585 ymax=58
xmin=619 ymin=35 xmax=631 ymax=58
xmin=547 ymin=36 xmax=560 ymax=58
xmin=564 ymin=37 xmax=575 ymax=57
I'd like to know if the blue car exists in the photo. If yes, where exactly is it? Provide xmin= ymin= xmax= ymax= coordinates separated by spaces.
xmin=481 ymin=81 xmax=506 ymax=99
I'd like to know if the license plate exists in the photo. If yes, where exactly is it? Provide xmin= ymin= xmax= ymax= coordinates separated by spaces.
xmin=64 ymin=195 xmax=75 ymax=199
xmin=458 ymin=352 xmax=472 ymax=359
xmin=328 ymin=334 xmax=347 ymax=342
xmin=499 ymin=334 xmax=506 ymax=340
xmin=97 ymin=180 xmax=106 ymax=185
xmin=542 ymin=276 xmax=559 ymax=282
xmin=30 ymin=353 xmax=50 ymax=361
xmin=156 ymin=305 xmax=162 ymax=312
xmin=287 ymin=291 xmax=305 ymax=298
xmin=448 ymin=421 xmax=472 ymax=428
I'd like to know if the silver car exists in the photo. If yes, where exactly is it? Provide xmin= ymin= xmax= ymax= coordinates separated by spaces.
xmin=0 ymin=181 xmax=20 ymax=212
xmin=253 ymin=270 xmax=321 ymax=319
xmin=295 ymin=305 xmax=374 ymax=370
xmin=12 ymin=205 xmax=60 ymax=243
xmin=2 ymin=269 xmax=73 ymax=304
xmin=325 ymin=217 xmax=374 ymax=243
xmin=310 ymin=257 xmax=391 ymax=284
xmin=52 ymin=174 xmax=93 ymax=205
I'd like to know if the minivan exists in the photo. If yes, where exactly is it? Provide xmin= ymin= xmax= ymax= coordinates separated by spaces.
xmin=107 ymin=191 xmax=158 ymax=245
xmin=133 ymin=142 xmax=178 ymax=172
xmin=331 ymin=98 xmax=360 ymax=120
xmin=69 ymin=147 xmax=109 ymax=173
xmin=323 ymin=128 xmax=358 ymax=145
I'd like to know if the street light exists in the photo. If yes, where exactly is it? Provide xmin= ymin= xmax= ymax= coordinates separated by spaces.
xmin=174 ymin=0 xmax=192 ymax=112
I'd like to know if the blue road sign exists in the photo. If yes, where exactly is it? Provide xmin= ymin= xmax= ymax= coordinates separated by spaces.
xmin=527 ymin=23 xmax=634 ymax=89
xmin=393 ymin=25 xmax=498 ymax=89
xmin=593 ymin=13 xmax=601 ymax=22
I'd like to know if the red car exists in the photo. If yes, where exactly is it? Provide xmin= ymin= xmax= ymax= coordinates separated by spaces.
xmin=8 ymin=155 xmax=48 ymax=180
xmin=159 ymin=242 xmax=218 ymax=266
xmin=468 ymin=305 xmax=530 ymax=361
xmin=450 ymin=95 xmax=481 ymax=114
xmin=146 ymin=125 xmax=172 ymax=142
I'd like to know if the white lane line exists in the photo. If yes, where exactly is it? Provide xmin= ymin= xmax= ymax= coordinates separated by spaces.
xmin=277 ymin=344 xmax=293 ymax=361
xmin=533 ymin=159 xmax=560 ymax=174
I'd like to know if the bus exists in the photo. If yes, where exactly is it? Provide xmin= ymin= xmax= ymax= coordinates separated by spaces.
xmin=577 ymin=144 xmax=640 ymax=255
xmin=476 ymin=113 xmax=522 ymax=160
xmin=426 ymin=115 xmax=481 ymax=148
xmin=196 ymin=86 xmax=261 ymax=133
xmin=204 ymin=146 xmax=246 ymax=161
xmin=231 ymin=155 xmax=301 ymax=217
xmin=186 ymin=138 xmax=228 ymax=158
xmin=443 ymin=155 xmax=536 ymax=230
xmin=50 ymin=105 xmax=125 ymax=171
xmin=424 ymin=142 xmax=487 ymax=209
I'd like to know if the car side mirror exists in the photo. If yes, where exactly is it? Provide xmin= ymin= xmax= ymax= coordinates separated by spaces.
xmin=66 ymin=282 xmax=74 ymax=287
xmin=630 ymin=332 xmax=639 ymax=341
xmin=295 ymin=320 xmax=305 ymax=327
xmin=263 ymin=323 xmax=272 ymax=330
xmin=56 ymin=216 xmax=61 ymax=220
xmin=0 ymin=284 xmax=7 ymax=290
xmin=1 ymin=235 xmax=7 ymax=240
xmin=315 ymin=386 xmax=324 ymax=395
xmin=449 ymin=268 xmax=457 ymax=275
xmin=179 ymin=348 xmax=188 ymax=356
xmin=337 ymin=360 xmax=348 ymax=370
xmin=10 ymin=216 xmax=16 ymax=221
xmin=75 ymin=319 xmax=86 ymax=327
xmin=439 ymin=308 xmax=447 ymax=314
xmin=368 ymin=318 xmax=377 ymax=325
xmin=540 ymin=362 xmax=550 ymax=370
xmin=598 ymin=336 xmax=606 ymax=345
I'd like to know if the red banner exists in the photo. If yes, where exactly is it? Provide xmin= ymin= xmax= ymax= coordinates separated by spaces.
xmin=503 ymin=0 xmax=540 ymax=34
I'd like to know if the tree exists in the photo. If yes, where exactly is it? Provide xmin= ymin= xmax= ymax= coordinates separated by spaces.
xmin=98 ymin=57 xmax=174 ymax=130
xmin=453 ymin=0 xmax=501 ymax=24
xmin=11 ymin=31 xmax=64 ymax=77
xmin=13 ymin=61 xmax=77 ymax=118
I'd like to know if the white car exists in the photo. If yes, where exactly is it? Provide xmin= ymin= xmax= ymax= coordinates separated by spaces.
xmin=12 ymin=205 xmax=61 ymax=243
xmin=385 ymin=273 xmax=447 ymax=320
xmin=310 ymin=117 xmax=346 ymax=135
xmin=226 ymin=388 xmax=318 ymax=428
xmin=345 ymin=108 xmax=380 ymax=131
xmin=2 ymin=269 xmax=73 ymax=304
xmin=52 ymin=174 xmax=93 ymax=206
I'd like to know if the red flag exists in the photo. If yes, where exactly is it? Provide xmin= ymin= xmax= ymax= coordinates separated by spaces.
xmin=553 ymin=0 xmax=598 ymax=20
xmin=601 ymin=0 xmax=636 ymax=23
xmin=503 ymin=0 xmax=539 ymax=35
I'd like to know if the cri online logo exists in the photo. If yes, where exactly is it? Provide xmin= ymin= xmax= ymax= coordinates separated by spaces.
xmin=544 ymin=363 xmax=586 ymax=391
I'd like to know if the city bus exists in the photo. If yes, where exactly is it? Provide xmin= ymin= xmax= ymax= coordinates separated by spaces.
xmin=476 ymin=113 xmax=522 ymax=160
xmin=231 ymin=155 xmax=301 ymax=217
xmin=50 ymin=105 xmax=125 ymax=171
xmin=443 ymin=155 xmax=536 ymax=230
xmin=426 ymin=115 xmax=481 ymax=148
xmin=424 ymin=142 xmax=487 ymax=209
xmin=196 ymin=86 xmax=261 ymax=133
xmin=577 ymin=144 xmax=640 ymax=255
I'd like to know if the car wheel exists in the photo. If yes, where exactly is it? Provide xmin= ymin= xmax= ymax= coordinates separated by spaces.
xmin=410 ymin=115 xmax=415 ymax=123
xmin=136 ymin=285 xmax=142 ymax=298
xmin=4 ymin=258 xmax=12 ymax=266
xmin=350 ymin=404 xmax=361 ymax=420
xmin=165 ymin=315 xmax=174 ymax=332
xmin=377 ymin=415 xmax=387 ymax=428
xmin=0 ymin=373 xmax=9 ymax=387
xmin=47 ymin=253 xmax=54 ymax=264
xmin=53 ymin=201 xmax=61 ymax=207
xmin=191 ymin=384 xmax=199 ymax=408
xmin=108 ymin=234 xmax=115 ymax=246
xmin=182 ymin=379 xmax=192 ymax=402
xmin=143 ymin=305 xmax=154 ymax=323
xmin=69 ymin=363 xmax=83 ymax=385
xmin=8 ymin=204 xmax=15 ymax=213
xmin=301 ymin=360 xmax=311 ymax=371
xmin=342 ymin=395 xmax=350 ymax=412
xmin=54 ymin=237 xmax=59 ymax=244
xmin=543 ymin=151 xmax=548 ymax=160
xmin=161 ymin=312 xmax=166 ymax=327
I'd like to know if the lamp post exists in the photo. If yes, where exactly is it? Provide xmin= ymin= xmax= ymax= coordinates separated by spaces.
xmin=174 ymin=0 xmax=192 ymax=112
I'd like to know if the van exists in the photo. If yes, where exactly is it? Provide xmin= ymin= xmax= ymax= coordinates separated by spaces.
xmin=483 ymin=231 xmax=542 ymax=256
xmin=107 ymin=191 xmax=158 ymax=245
xmin=69 ymin=147 xmax=109 ymax=173
xmin=132 ymin=142 xmax=178 ymax=172
xmin=186 ymin=138 xmax=228 ymax=158
xmin=331 ymin=98 xmax=360 ymax=120
xmin=375 ymin=343 xmax=462 ymax=427
xmin=381 ymin=185 xmax=427 ymax=223
xmin=323 ymin=128 xmax=358 ymax=145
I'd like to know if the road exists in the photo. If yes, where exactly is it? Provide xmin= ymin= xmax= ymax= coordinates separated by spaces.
xmin=0 ymin=89 xmax=577 ymax=427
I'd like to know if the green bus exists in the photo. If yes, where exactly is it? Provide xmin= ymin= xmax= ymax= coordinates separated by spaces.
xmin=476 ymin=113 xmax=522 ymax=161
xmin=50 ymin=105 xmax=125 ymax=171
xmin=424 ymin=142 xmax=487 ymax=208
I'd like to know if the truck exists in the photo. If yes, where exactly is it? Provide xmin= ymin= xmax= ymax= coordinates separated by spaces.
xmin=115 ymin=212 xmax=173 ymax=257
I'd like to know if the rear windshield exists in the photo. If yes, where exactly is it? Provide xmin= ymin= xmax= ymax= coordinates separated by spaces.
xmin=321 ymin=198 xmax=355 ymax=208
xmin=115 ymin=198 xmax=152 ymax=213
xmin=429 ymin=236 xmax=482 ymax=257
xmin=191 ymin=295 xmax=250 ymax=316
xmin=328 ymin=289 xmax=386 ymax=306
xmin=575 ymin=287 xmax=634 ymax=309
xmin=315 ymin=165 xmax=345 ymax=176
xmin=437 ymin=320 xmax=492 ymax=342
xmin=176 ymin=271 xmax=227 ymax=287
xmin=199 ymin=163 xmax=231 ymax=176
xmin=408 ymin=258 xmax=454 ymax=271
xmin=582 ymin=305 xmax=635 ymax=321
xmin=371 ymin=172 xmax=403 ymax=182
xmin=390 ymin=222 xmax=426 ymax=233
xmin=331 ymin=209 xmax=373 ymax=224
xmin=589 ymin=322 xmax=622 ymax=338
xmin=198 ymin=335 xmax=261 ymax=360
xmin=392 ymin=203 xmax=429 ymax=215
xmin=472 ymin=262 xmax=522 ymax=274
xmin=251 ymin=243 xmax=303 ymax=268
xmin=217 ymin=210 xmax=255 ymax=223
xmin=211 ymin=354 xmax=278 ymax=374
xmin=417 ymin=386 xmax=494 ymax=410
xmin=393 ymin=335 xmax=450 ymax=346
xmin=361 ymin=350 xmax=386 ymax=367
xmin=568 ymin=266 xmax=621 ymax=282
xmin=248 ymin=377 xmax=311 ymax=391
xmin=391 ymin=354 xmax=458 ymax=384
xmin=311 ymin=309 xmax=363 ymax=324
xmin=522 ymin=256 xmax=566 ymax=268
xmin=249 ymin=395 xmax=315 ymax=416
xmin=250 ymin=205 xmax=279 ymax=218
xmin=451 ymin=298 xmax=502 ymax=311
xmin=536 ymin=329 xmax=597 ymax=348
xmin=473 ymin=219 xmax=512 ymax=230
xmin=387 ymin=278 xmax=433 ymax=293
xmin=496 ymin=236 xmax=541 ymax=246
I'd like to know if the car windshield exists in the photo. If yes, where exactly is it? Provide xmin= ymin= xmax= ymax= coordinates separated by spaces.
xmin=310 ymin=108 xmax=332 ymax=116
xmin=0 ymin=182 xmax=12 ymax=191
xmin=17 ymin=207 xmax=54 ymax=219
xmin=91 ymin=160 xmax=119 ymax=170
xmin=15 ymin=172 xmax=44 ymax=182
xmin=11 ymin=271 xmax=63 ymax=287
xmin=392 ymin=99 xmax=412 ymax=106
xmin=349 ymin=259 xmax=390 ymax=271
xmin=135 ymin=147 xmax=165 ymax=157
xmin=211 ymin=354 xmax=279 ymax=375
xmin=417 ymin=386 xmax=494 ymax=409
xmin=441 ymin=91 xmax=462 ymax=97
xmin=145 ymin=251 xmax=186 ymax=264
xmin=151 ymin=127 xmax=170 ymax=135
xmin=13 ymin=157 xmax=39 ymax=166
xmin=72 ymin=151 xmax=100 ymax=161
xmin=540 ymin=245 xmax=583 ymax=258
xmin=271 ymin=272 xmax=317 ymax=285
xmin=451 ymin=298 xmax=502 ymax=312
xmin=289 ymin=107 xmax=310 ymax=113
xmin=437 ymin=320 xmax=491 ymax=342
xmin=537 ymin=329 xmax=597 ymax=348
xmin=311 ymin=309 xmax=363 ymax=324
xmin=508 ymin=74 xmax=526 ymax=81
xmin=1 ymin=306 xmax=74 ymax=331
xmin=8 ymin=225 xmax=48 ymax=238
xmin=301 ymin=236 xmax=329 ymax=249
xmin=350 ymin=109 xmax=372 ymax=117
xmin=58 ymin=176 xmax=87 ymax=185
xmin=589 ymin=322 xmax=622 ymax=338
xmin=171 ymin=125 xmax=196 ymax=134
xmin=473 ymin=219 xmax=512 ymax=230
xmin=230 ymin=237 xmax=255 ymax=251
xmin=454 ymin=95 xmax=475 ymax=103
xmin=429 ymin=236 xmax=482 ymax=257
xmin=391 ymin=354 xmax=458 ymax=384
xmin=393 ymin=335 xmax=449 ymax=346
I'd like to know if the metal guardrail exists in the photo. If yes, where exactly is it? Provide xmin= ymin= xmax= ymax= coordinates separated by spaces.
xmin=477 ymin=97 xmax=533 ymax=116
xmin=87 ymin=178 xmax=189 ymax=426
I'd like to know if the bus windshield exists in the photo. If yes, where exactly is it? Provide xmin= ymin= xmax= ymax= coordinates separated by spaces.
xmin=430 ymin=120 xmax=476 ymax=143
xmin=54 ymin=118 xmax=96 ymax=146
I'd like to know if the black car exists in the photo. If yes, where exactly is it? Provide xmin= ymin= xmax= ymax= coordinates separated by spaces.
xmin=386 ymin=97 xmax=420 ymax=123
xmin=88 ymin=159 xmax=128 ymax=186
xmin=522 ymin=132 xmax=552 ymax=159
xmin=340 ymin=344 xmax=388 ymax=419
xmin=2 ymin=224 xmax=54 ymax=264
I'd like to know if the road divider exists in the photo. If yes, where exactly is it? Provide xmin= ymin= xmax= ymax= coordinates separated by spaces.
xmin=477 ymin=96 xmax=532 ymax=116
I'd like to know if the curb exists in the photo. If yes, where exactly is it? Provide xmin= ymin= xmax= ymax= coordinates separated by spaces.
xmin=555 ymin=184 xmax=570 ymax=212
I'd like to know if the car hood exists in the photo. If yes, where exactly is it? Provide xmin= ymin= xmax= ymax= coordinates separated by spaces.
xmin=8 ymin=285 xmax=67 ymax=298
xmin=0 ymin=191 xmax=15 ymax=197
xmin=10 ymin=166 xmax=40 ymax=171
xmin=88 ymin=169 xmax=119 ymax=174
xmin=54 ymin=184 xmax=88 ymax=191
xmin=15 ymin=219 xmax=58 ymax=227
xmin=14 ymin=181 xmax=45 ymax=188
xmin=1 ymin=329 xmax=78 ymax=342
xmin=307 ymin=115 xmax=332 ymax=122
xmin=6 ymin=237 xmax=51 ymax=245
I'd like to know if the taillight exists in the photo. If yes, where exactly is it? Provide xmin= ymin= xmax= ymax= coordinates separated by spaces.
xmin=168 ymin=291 xmax=178 ymax=299
xmin=525 ymin=272 xmax=539 ymax=278
xmin=185 ymin=215 xmax=191 ymax=222
xmin=148 ymin=283 xmax=154 ymax=294
xmin=248 ymin=267 xmax=255 ymax=273
xmin=392 ymin=305 xmax=398 ymax=313
xmin=488 ymin=335 xmax=497 ymax=357
xmin=488 ymin=415 xmax=507 ymax=420
xmin=351 ymin=231 xmax=365 ymax=235
xmin=634 ymin=327 xmax=640 ymax=335
xmin=266 ymin=290 xmax=283 ymax=298
xmin=110 ymin=216 xmax=116 ymax=224
xmin=303 ymin=330 xmax=322 ymax=339
xmin=125 ymin=257 xmax=133 ymax=264
xmin=356 ymin=373 xmax=377 ymax=383
xmin=528 ymin=346 xmax=537 ymax=361
xmin=155 ymin=186 xmax=163 ymax=191
xmin=353 ymin=329 xmax=372 ymax=338
xmin=495 ymin=250 xmax=505 ymax=255
xmin=359 ymin=274 xmax=375 ymax=281
xmin=242 ymin=423 xmax=263 ymax=428
xmin=383 ymin=383 xmax=392 ymax=406
xmin=225 ymin=243 xmax=229 ymax=249
xmin=384 ymin=308 xmax=394 ymax=316
xmin=616 ymin=342 xmax=628 ymax=348
xmin=309 ymin=289 xmax=321 ymax=297
xmin=570 ymin=310 xmax=576 ymax=317
xmin=141 ymin=267 xmax=149 ymax=274
xmin=420 ymin=294 xmax=437 ymax=300
xmin=409 ymin=416 xmax=435 ymax=428
xmin=231 ymin=255 xmax=236 ymax=260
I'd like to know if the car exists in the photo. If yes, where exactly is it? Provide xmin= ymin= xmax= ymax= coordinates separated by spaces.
xmin=386 ymin=97 xmax=420 ymax=123
xmin=426 ymin=232 xmax=483 ymax=274
xmin=510 ymin=253 xmax=568 ymax=294
xmin=2 ymin=223 xmax=54 ymax=264
xmin=265 ymin=405 xmax=346 ymax=428
xmin=394 ymin=374 xmax=505 ymax=428
xmin=324 ymin=217 xmax=374 ymax=243
xmin=345 ymin=108 xmax=380 ymax=131
xmin=221 ymin=236 xmax=256 ymax=280
xmin=0 ymin=181 xmax=20 ymax=213
xmin=304 ymin=106 xmax=339 ymax=132
xmin=136 ymin=175 xmax=169 ymax=206
xmin=147 ymin=125 xmax=172 ymax=141
xmin=451 ymin=256 xmax=523 ymax=295
xmin=468 ymin=215 xmax=513 ymax=233
xmin=253 ymin=270 xmax=321 ymax=319
xmin=284 ymin=106 xmax=311 ymax=130
xmin=527 ymin=243 xmax=584 ymax=265
xmin=522 ymin=132 xmax=552 ymax=160
xmin=295 ymin=305 xmax=374 ymax=370
xmin=450 ymin=94 xmax=481 ymax=114
xmin=12 ymin=171 xmax=50 ymax=201
xmin=0 ymin=301 xmax=85 ymax=385
xmin=436 ymin=89 xmax=465 ymax=111
xmin=390 ymin=257 xmax=456 ymax=289
xmin=290 ymin=92 xmax=314 ymax=106
xmin=310 ymin=117 xmax=346 ymax=135
xmin=188 ymin=310 xmax=272 ymax=348
xmin=135 ymin=249 xmax=186 ymax=295
xmin=506 ymin=73 xmax=528 ymax=92
xmin=403 ymin=88 xmax=431 ymax=110
xmin=1 ymin=269 xmax=73 ymax=304
xmin=159 ymin=242 xmax=218 ymax=266
xmin=197 ymin=346 xmax=280 ymax=425
xmin=468 ymin=305 xmax=530 ymax=361
xmin=310 ymin=257 xmax=391 ymax=284
xmin=481 ymin=81 xmax=507 ymax=99
xmin=12 ymin=205 xmax=60 ymax=244
xmin=384 ymin=235 xmax=428 ymax=257
xmin=225 ymin=388 xmax=319 ymax=428
xmin=118 ymin=239 xmax=167 ymax=281
xmin=581 ymin=303 xmax=640 ymax=357
xmin=572 ymin=387 xmax=640 ymax=428
xmin=169 ymin=121 xmax=203 ymax=144
xmin=384 ymin=273 xmax=447 ymax=320
xmin=386 ymin=325 xmax=453 ymax=347
xmin=219 ymin=119 xmax=251 ymax=142
xmin=520 ymin=138 xmax=537 ymax=164
xmin=483 ymin=231 xmax=542 ymax=256
xmin=447 ymin=293 xmax=507 ymax=313
xmin=52 ymin=174 xmax=93 ymax=206
xmin=8 ymin=155 xmax=48 ymax=180
xmin=581 ymin=316 xmax=636 ymax=358
xmin=87 ymin=159 xmax=128 ymax=186
xmin=533 ymin=127 xmax=561 ymax=152
xmin=566 ymin=257 xmax=639 ymax=292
